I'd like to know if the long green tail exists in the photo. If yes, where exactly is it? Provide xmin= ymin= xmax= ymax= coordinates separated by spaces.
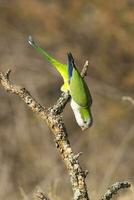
xmin=28 ymin=36 xmax=69 ymax=91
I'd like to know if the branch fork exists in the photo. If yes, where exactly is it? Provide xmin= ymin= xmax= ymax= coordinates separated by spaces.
xmin=0 ymin=61 xmax=131 ymax=200
xmin=0 ymin=64 xmax=89 ymax=200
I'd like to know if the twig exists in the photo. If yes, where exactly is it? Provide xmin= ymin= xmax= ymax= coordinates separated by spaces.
xmin=101 ymin=181 xmax=131 ymax=200
xmin=122 ymin=96 xmax=134 ymax=106
xmin=0 ymin=66 xmax=89 ymax=200
xmin=49 ymin=92 xmax=70 ymax=115
xmin=0 ymin=70 xmax=46 ymax=115
xmin=81 ymin=61 xmax=89 ymax=78
xmin=36 ymin=190 xmax=50 ymax=200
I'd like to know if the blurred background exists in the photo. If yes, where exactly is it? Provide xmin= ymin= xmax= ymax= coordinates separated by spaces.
xmin=0 ymin=0 xmax=134 ymax=199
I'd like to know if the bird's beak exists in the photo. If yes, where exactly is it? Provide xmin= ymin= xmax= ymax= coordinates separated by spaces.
xmin=81 ymin=118 xmax=93 ymax=131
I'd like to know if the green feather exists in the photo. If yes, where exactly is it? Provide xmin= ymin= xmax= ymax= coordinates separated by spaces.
xmin=79 ymin=107 xmax=90 ymax=120
xmin=70 ymin=67 xmax=92 ymax=107
xmin=28 ymin=36 xmax=69 ymax=91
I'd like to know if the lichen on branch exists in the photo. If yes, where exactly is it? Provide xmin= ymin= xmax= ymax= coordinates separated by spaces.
xmin=0 ymin=62 xmax=131 ymax=200
xmin=0 ymin=65 xmax=89 ymax=200
xmin=101 ymin=181 xmax=131 ymax=200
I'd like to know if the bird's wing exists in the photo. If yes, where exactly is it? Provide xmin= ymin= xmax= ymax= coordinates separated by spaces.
xmin=67 ymin=52 xmax=92 ymax=107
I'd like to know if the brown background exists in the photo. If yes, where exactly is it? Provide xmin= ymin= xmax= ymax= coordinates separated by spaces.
xmin=0 ymin=1 xmax=134 ymax=199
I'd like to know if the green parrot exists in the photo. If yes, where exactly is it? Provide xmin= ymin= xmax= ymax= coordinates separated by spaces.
xmin=28 ymin=36 xmax=93 ymax=130
xmin=67 ymin=53 xmax=93 ymax=130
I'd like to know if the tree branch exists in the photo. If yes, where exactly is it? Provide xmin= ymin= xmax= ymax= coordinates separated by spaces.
xmin=100 ymin=181 xmax=131 ymax=200
xmin=49 ymin=92 xmax=70 ymax=115
xmin=81 ymin=61 xmax=89 ymax=78
xmin=0 ymin=67 xmax=89 ymax=200
xmin=122 ymin=96 xmax=134 ymax=106
xmin=0 ymin=62 xmax=131 ymax=200
xmin=36 ymin=190 xmax=50 ymax=200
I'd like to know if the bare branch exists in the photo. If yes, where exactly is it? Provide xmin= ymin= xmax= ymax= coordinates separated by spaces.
xmin=81 ymin=61 xmax=89 ymax=78
xmin=0 ymin=70 xmax=46 ymax=116
xmin=74 ymin=152 xmax=83 ymax=159
xmin=49 ymin=92 xmax=70 ymax=115
xmin=0 ymin=69 xmax=89 ymax=200
xmin=122 ymin=96 xmax=134 ymax=106
xmin=101 ymin=181 xmax=131 ymax=200
xmin=1 ymin=64 xmax=130 ymax=200
xmin=36 ymin=190 xmax=50 ymax=200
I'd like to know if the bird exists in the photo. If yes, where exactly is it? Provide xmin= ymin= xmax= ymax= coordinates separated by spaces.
xmin=67 ymin=52 xmax=93 ymax=130
xmin=28 ymin=36 xmax=93 ymax=130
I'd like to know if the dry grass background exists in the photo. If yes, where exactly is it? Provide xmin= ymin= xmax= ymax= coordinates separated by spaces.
xmin=0 ymin=0 xmax=134 ymax=199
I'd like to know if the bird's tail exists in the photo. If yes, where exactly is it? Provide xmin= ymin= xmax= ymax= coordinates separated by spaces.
xmin=28 ymin=36 xmax=69 ymax=92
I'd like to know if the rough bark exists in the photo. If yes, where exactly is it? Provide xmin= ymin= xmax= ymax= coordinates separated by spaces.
xmin=0 ymin=63 xmax=131 ymax=200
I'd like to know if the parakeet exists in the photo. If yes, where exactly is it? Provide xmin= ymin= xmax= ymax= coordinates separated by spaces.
xmin=28 ymin=36 xmax=93 ymax=130
xmin=67 ymin=53 xmax=93 ymax=130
